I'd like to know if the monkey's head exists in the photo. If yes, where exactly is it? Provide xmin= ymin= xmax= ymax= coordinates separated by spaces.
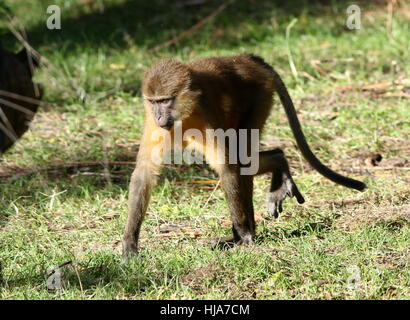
xmin=142 ymin=59 xmax=199 ymax=130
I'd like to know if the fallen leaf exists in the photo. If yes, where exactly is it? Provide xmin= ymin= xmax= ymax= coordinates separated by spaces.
xmin=109 ymin=63 xmax=126 ymax=70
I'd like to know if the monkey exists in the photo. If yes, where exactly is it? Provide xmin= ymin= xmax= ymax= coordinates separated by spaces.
xmin=122 ymin=54 xmax=366 ymax=261
xmin=0 ymin=44 xmax=43 ymax=154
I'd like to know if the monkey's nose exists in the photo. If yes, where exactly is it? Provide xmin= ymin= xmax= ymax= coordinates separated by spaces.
xmin=157 ymin=116 xmax=167 ymax=126
xmin=157 ymin=117 xmax=174 ymax=130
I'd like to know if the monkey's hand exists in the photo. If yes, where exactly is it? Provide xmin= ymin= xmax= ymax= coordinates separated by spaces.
xmin=267 ymin=175 xmax=305 ymax=218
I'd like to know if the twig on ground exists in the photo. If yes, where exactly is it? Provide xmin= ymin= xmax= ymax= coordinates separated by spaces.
xmin=201 ymin=179 xmax=221 ymax=208
xmin=348 ymin=166 xmax=410 ymax=171
xmin=0 ymin=161 xmax=137 ymax=181
xmin=174 ymin=0 xmax=214 ymax=8
xmin=149 ymin=0 xmax=236 ymax=52
xmin=173 ymin=179 xmax=219 ymax=185
xmin=7 ymin=18 xmax=86 ymax=101
xmin=386 ymin=0 xmax=398 ymax=37
xmin=285 ymin=18 xmax=298 ymax=80
xmin=0 ymin=97 xmax=36 ymax=116
xmin=337 ymin=79 xmax=410 ymax=91
xmin=0 ymin=90 xmax=43 ymax=105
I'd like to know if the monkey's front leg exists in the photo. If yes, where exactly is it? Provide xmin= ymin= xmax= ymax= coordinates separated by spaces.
xmin=122 ymin=166 xmax=157 ymax=262
xmin=122 ymin=123 xmax=165 ymax=262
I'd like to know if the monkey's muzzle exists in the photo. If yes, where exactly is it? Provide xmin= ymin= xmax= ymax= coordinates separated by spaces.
xmin=152 ymin=100 xmax=175 ymax=130
xmin=156 ymin=117 xmax=174 ymax=131
xmin=158 ymin=121 xmax=174 ymax=131
xmin=154 ymin=108 xmax=174 ymax=130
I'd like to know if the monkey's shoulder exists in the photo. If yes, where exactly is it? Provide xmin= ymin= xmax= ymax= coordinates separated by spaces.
xmin=187 ymin=54 xmax=272 ymax=85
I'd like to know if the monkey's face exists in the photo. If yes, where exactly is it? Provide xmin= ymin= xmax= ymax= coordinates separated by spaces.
xmin=142 ymin=59 xmax=195 ymax=130
xmin=147 ymin=97 xmax=176 ymax=130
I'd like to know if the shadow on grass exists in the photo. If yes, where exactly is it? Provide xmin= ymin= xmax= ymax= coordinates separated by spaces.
xmin=2 ymin=0 xmax=372 ymax=52
xmin=1 ymin=251 xmax=169 ymax=296
xmin=0 ymin=150 xmax=218 ymax=228
xmin=255 ymin=217 xmax=334 ymax=244
xmin=0 ymin=155 xmax=217 ymax=188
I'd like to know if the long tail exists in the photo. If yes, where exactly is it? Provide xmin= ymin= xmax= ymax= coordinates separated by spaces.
xmin=270 ymin=69 xmax=366 ymax=191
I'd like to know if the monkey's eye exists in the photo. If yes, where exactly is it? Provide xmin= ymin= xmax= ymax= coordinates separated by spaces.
xmin=159 ymin=98 xmax=173 ymax=105
xmin=149 ymin=98 xmax=174 ymax=107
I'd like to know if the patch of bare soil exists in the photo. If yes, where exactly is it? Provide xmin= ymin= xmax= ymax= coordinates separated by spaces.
xmin=181 ymin=261 xmax=259 ymax=298
xmin=181 ymin=263 xmax=222 ymax=293
xmin=376 ymin=248 xmax=410 ymax=270
xmin=340 ymin=136 xmax=410 ymax=168
xmin=335 ymin=203 xmax=410 ymax=231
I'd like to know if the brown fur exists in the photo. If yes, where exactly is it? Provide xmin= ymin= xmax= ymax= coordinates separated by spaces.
xmin=122 ymin=54 xmax=365 ymax=261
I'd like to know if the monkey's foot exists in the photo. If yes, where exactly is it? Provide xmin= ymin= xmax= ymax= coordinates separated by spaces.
xmin=210 ymin=237 xmax=236 ymax=250
xmin=267 ymin=177 xmax=305 ymax=218
xmin=121 ymin=240 xmax=138 ymax=264
xmin=206 ymin=235 xmax=253 ymax=250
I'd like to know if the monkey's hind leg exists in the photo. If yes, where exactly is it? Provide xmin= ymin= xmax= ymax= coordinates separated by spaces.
xmin=258 ymin=149 xmax=305 ymax=218
xmin=209 ymin=166 xmax=255 ymax=250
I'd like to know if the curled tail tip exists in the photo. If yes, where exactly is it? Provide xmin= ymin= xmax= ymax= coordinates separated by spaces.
xmin=353 ymin=181 xmax=366 ymax=192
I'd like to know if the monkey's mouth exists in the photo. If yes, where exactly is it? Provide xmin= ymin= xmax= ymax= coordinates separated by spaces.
xmin=159 ymin=121 xmax=174 ymax=131
xmin=155 ymin=115 xmax=174 ymax=130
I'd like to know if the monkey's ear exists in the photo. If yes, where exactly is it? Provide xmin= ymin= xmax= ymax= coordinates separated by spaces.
xmin=16 ymin=47 xmax=40 ymax=69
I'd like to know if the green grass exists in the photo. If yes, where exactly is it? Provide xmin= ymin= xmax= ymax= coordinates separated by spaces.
xmin=1 ymin=0 xmax=410 ymax=299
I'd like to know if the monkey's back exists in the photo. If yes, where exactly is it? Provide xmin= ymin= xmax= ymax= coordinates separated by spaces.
xmin=187 ymin=54 xmax=274 ymax=130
